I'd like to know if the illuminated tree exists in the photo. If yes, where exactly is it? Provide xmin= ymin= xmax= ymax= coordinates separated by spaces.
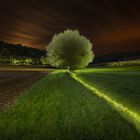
xmin=47 ymin=30 xmax=94 ymax=70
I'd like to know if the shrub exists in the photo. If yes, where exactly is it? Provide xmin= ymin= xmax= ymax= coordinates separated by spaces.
xmin=47 ymin=30 xmax=94 ymax=70
xmin=40 ymin=56 xmax=48 ymax=66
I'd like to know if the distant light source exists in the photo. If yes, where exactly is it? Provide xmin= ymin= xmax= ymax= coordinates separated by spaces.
xmin=71 ymin=73 xmax=140 ymax=132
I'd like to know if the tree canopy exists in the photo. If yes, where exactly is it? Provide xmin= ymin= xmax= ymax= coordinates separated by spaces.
xmin=47 ymin=30 xmax=94 ymax=70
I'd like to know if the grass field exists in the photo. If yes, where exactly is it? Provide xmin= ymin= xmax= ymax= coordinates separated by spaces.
xmin=76 ymin=68 xmax=140 ymax=114
xmin=0 ymin=66 xmax=140 ymax=139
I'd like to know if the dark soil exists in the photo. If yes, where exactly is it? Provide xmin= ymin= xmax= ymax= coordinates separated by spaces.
xmin=0 ymin=71 xmax=46 ymax=110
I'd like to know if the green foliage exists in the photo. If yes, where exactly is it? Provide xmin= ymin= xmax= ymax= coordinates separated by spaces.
xmin=40 ymin=56 xmax=48 ymax=66
xmin=47 ymin=30 xmax=94 ymax=70
xmin=0 ymin=56 xmax=33 ymax=65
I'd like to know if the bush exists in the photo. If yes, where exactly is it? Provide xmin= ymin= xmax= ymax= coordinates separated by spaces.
xmin=40 ymin=56 xmax=48 ymax=66
xmin=47 ymin=30 xmax=94 ymax=70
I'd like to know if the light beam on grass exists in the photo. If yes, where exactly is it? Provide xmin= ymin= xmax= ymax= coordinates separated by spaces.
xmin=71 ymin=72 xmax=140 ymax=132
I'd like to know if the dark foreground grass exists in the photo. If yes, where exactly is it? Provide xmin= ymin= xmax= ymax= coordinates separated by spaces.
xmin=0 ymin=70 xmax=140 ymax=140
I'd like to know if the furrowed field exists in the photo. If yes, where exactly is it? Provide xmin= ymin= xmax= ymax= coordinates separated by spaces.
xmin=0 ymin=66 xmax=140 ymax=139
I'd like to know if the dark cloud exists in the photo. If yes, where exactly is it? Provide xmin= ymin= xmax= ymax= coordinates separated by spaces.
xmin=0 ymin=0 xmax=140 ymax=55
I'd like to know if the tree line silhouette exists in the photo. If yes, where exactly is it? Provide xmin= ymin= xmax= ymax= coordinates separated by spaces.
xmin=0 ymin=41 xmax=46 ymax=65
xmin=0 ymin=40 xmax=139 ymax=65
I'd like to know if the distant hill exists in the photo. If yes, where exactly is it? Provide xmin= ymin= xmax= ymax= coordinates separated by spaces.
xmin=0 ymin=41 xmax=46 ymax=58
xmin=0 ymin=40 xmax=140 ymax=64
xmin=93 ymin=51 xmax=140 ymax=64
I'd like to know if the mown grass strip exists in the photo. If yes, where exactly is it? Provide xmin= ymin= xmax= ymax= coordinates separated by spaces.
xmin=71 ymin=72 xmax=140 ymax=132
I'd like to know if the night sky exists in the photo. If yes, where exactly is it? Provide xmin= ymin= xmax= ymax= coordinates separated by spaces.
xmin=0 ymin=0 xmax=140 ymax=56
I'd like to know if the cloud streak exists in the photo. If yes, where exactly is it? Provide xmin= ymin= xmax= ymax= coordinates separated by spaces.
xmin=0 ymin=0 xmax=140 ymax=55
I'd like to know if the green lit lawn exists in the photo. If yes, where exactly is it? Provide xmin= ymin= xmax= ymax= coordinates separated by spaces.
xmin=76 ymin=66 xmax=140 ymax=114
xmin=0 ymin=67 xmax=140 ymax=139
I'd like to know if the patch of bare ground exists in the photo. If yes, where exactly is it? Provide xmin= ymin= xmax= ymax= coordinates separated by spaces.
xmin=0 ymin=71 xmax=47 ymax=110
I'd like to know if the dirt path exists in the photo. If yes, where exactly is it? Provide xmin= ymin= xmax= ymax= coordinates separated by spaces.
xmin=0 ymin=71 xmax=47 ymax=110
